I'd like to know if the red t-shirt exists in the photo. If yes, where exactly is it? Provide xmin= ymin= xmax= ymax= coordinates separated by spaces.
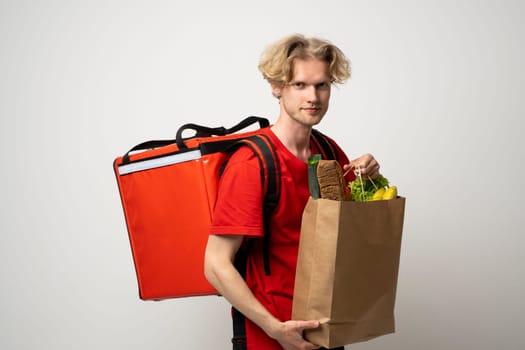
xmin=210 ymin=127 xmax=352 ymax=349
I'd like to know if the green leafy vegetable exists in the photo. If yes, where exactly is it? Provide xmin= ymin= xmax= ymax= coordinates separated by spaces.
xmin=348 ymin=174 xmax=389 ymax=202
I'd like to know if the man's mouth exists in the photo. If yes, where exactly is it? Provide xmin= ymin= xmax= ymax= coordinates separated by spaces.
xmin=302 ymin=107 xmax=321 ymax=113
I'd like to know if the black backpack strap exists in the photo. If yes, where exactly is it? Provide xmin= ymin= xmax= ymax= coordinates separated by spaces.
xmin=231 ymin=306 xmax=248 ymax=350
xmin=311 ymin=128 xmax=339 ymax=160
xmin=228 ymin=133 xmax=281 ymax=350
xmin=233 ymin=134 xmax=280 ymax=275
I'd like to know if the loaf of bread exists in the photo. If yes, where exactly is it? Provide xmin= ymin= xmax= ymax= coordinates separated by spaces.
xmin=316 ymin=160 xmax=347 ymax=200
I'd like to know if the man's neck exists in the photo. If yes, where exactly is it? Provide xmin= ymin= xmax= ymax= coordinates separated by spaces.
xmin=271 ymin=117 xmax=312 ymax=162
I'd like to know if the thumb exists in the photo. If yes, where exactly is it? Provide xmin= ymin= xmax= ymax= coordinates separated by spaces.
xmin=297 ymin=319 xmax=320 ymax=330
xmin=343 ymin=163 xmax=355 ymax=176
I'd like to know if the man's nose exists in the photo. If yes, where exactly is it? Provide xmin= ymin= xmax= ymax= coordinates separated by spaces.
xmin=306 ymin=86 xmax=319 ymax=102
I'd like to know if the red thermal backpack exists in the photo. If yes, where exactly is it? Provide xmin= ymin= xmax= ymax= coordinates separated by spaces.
xmin=113 ymin=116 xmax=338 ymax=301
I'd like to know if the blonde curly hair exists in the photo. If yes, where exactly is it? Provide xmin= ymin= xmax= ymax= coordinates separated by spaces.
xmin=258 ymin=34 xmax=351 ymax=87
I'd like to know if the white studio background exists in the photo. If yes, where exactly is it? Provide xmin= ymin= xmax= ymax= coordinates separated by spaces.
xmin=1 ymin=0 xmax=523 ymax=349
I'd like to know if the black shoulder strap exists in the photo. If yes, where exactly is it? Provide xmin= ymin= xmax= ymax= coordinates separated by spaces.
xmin=311 ymin=128 xmax=339 ymax=160
xmin=229 ymin=133 xmax=280 ymax=350
xmin=232 ymin=134 xmax=280 ymax=275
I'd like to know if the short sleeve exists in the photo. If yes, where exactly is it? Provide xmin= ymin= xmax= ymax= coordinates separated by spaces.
xmin=210 ymin=146 xmax=264 ymax=237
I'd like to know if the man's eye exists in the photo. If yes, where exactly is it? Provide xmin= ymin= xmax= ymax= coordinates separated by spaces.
xmin=294 ymin=82 xmax=305 ymax=88
xmin=317 ymin=82 xmax=329 ymax=90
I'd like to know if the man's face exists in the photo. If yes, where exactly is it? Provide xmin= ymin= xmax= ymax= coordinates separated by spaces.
xmin=273 ymin=58 xmax=332 ymax=127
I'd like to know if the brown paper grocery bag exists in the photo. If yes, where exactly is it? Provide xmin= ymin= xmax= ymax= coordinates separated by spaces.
xmin=292 ymin=197 xmax=405 ymax=348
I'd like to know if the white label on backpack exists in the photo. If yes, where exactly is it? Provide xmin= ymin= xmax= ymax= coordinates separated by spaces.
xmin=118 ymin=149 xmax=202 ymax=175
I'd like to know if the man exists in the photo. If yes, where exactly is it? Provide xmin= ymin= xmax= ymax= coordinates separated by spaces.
xmin=204 ymin=34 xmax=380 ymax=350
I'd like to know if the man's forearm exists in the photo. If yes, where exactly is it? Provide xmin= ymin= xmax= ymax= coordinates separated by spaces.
xmin=204 ymin=235 xmax=280 ymax=338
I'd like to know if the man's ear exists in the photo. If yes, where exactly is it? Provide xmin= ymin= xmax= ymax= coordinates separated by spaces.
xmin=271 ymin=84 xmax=282 ymax=99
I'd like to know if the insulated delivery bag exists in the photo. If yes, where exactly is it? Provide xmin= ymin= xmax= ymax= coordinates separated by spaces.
xmin=113 ymin=116 xmax=277 ymax=300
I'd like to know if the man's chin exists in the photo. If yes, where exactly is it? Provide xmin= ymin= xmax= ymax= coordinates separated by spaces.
xmin=303 ymin=114 xmax=324 ymax=127
xmin=287 ymin=112 xmax=325 ymax=127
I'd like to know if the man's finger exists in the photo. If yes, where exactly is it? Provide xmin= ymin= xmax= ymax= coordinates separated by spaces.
xmin=296 ymin=320 xmax=320 ymax=330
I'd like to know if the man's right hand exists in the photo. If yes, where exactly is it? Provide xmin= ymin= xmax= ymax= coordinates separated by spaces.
xmin=268 ymin=319 xmax=321 ymax=350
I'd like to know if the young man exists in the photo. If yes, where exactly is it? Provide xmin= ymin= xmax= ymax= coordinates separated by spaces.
xmin=204 ymin=34 xmax=380 ymax=350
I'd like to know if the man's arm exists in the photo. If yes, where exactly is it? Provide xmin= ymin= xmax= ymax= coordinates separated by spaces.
xmin=204 ymin=234 xmax=321 ymax=350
